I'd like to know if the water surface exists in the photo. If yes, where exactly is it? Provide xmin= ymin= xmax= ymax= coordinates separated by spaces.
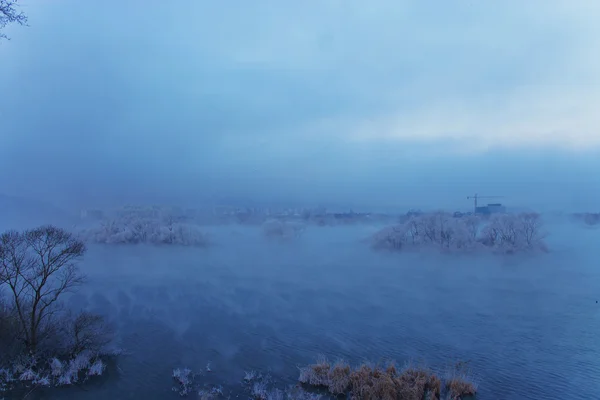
xmin=40 ymin=223 xmax=600 ymax=399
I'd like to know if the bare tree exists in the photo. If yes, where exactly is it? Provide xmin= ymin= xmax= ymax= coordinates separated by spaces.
xmin=497 ymin=215 xmax=518 ymax=247
xmin=130 ymin=219 xmax=149 ymax=243
xmin=64 ymin=311 xmax=114 ymax=357
xmin=463 ymin=215 xmax=480 ymax=241
xmin=0 ymin=225 xmax=86 ymax=353
xmin=163 ymin=215 xmax=175 ymax=243
xmin=0 ymin=0 xmax=27 ymax=40
xmin=435 ymin=212 xmax=454 ymax=248
xmin=387 ymin=225 xmax=406 ymax=249
xmin=518 ymin=212 xmax=544 ymax=247
xmin=406 ymin=217 xmax=420 ymax=245
xmin=421 ymin=214 xmax=438 ymax=243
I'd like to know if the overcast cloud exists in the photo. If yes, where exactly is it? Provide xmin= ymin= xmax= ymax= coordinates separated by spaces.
xmin=1 ymin=0 xmax=599 ymax=211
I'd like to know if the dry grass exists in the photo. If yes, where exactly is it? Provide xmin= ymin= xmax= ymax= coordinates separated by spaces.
xmin=299 ymin=359 xmax=450 ymax=400
xmin=328 ymin=360 xmax=352 ymax=394
xmin=298 ymin=357 xmax=331 ymax=387
xmin=349 ymin=365 xmax=397 ymax=400
xmin=395 ymin=367 xmax=441 ymax=400
xmin=446 ymin=377 xmax=477 ymax=400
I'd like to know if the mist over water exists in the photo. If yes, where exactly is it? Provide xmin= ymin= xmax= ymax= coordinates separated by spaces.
xmin=14 ymin=219 xmax=593 ymax=400
xmin=2 ymin=1 xmax=600 ymax=399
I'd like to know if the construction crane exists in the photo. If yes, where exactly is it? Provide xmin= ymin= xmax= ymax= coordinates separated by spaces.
xmin=467 ymin=194 xmax=504 ymax=213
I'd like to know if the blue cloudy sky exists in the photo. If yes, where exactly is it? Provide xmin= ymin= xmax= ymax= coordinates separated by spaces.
xmin=1 ymin=0 xmax=599 ymax=211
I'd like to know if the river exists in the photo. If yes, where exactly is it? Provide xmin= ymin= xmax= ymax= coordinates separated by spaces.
xmin=33 ymin=222 xmax=600 ymax=399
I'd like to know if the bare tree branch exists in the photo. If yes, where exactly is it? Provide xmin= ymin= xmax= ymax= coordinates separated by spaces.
xmin=0 ymin=0 xmax=28 ymax=40
xmin=65 ymin=311 xmax=114 ymax=356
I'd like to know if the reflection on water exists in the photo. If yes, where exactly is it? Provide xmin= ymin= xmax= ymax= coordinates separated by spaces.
xmin=42 ymin=223 xmax=600 ymax=399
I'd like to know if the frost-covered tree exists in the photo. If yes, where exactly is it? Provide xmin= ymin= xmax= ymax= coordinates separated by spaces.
xmin=371 ymin=212 xmax=546 ymax=254
xmin=81 ymin=206 xmax=209 ymax=246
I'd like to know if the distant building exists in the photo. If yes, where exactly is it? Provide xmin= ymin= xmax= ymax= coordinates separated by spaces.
xmin=475 ymin=203 xmax=506 ymax=215
xmin=406 ymin=209 xmax=423 ymax=218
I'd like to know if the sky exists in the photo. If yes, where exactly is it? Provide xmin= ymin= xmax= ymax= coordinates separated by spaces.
xmin=0 ymin=0 xmax=599 ymax=212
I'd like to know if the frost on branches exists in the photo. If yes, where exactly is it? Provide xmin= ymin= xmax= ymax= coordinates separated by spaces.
xmin=80 ymin=206 xmax=209 ymax=246
xmin=371 ymin=212 xmax=547 ymax=254
xmin=0 ymin=352 xmax=107 ymax=393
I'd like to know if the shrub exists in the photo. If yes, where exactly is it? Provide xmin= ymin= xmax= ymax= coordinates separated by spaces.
xmin=0 ymin=298 xmax=22 ymax=364
xmin=446 ymin=377 xmax=477 ymax=400
xmin=328 ymin=360 xmax=352 ymax=394
xmin=1 ymin=351 xmax=109 ymax=391
xmin=298 ymin=356 xmax=331 ymax=387
xmin=172 ymin=367 xmax=195 ymax=396
xmin=298 ymin=358 xmax=478 ymax=400
xmin=60 ymin=311 xmax=115 ymax=357
xmin=444 ymin=361 xmax=477 ymax=400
